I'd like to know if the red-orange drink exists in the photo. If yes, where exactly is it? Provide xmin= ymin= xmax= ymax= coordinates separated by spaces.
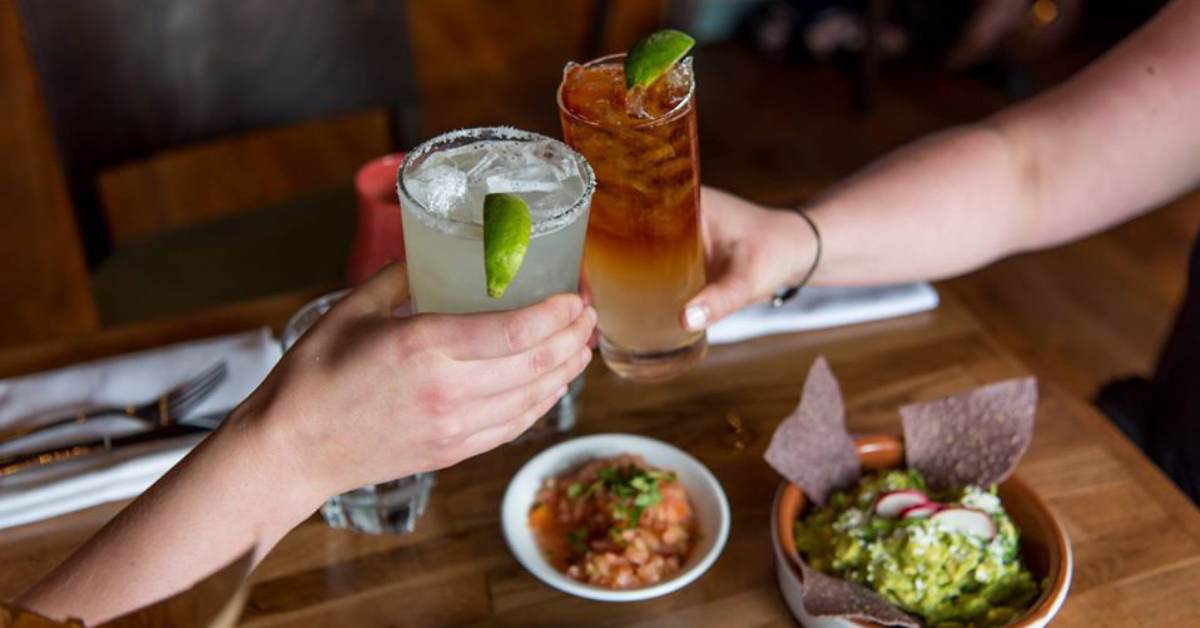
xmin=558 ymin=54 xmax=705 ymax=381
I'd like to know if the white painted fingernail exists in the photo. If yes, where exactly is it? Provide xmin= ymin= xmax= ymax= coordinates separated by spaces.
xmin=684 ymin=303 xmax=709 ymax=331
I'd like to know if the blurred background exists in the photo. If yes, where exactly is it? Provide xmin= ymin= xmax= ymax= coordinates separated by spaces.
xmin=2 ymin=0 xmax=1191 ymax=401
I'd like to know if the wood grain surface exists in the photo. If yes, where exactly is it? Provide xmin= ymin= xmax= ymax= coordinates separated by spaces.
xmin=0 ymin=293 xmax=1196 ymax=627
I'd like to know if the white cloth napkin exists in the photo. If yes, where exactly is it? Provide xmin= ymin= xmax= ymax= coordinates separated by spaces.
xmin=0 ymin=328 xmax=281 ymax=529
xmin=708 ymin=283 xmax=939 ymax=345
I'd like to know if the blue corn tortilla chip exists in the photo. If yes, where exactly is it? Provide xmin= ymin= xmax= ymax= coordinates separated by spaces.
xmin=900 ymin=377 xmax=1037 ymax=491
xmin=764 ymin=356 xmax=860 ymax=506
xmin=799 ymin=562 xmax=921 ymax=628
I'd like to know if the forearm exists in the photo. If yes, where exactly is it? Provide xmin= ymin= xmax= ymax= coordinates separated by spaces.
xmin=804 ymin=0 xmax=1200 ymax=286
xmin=16 ymin=406 xmax=319 ymax=624
xmin=11 ymin=263 xmax=592 ymax=624
xmin=806 ymin=123 xmax=1032 ymax=285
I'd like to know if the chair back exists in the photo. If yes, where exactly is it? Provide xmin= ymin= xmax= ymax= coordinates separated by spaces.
xmin=17 ymin=0 xmax=421 ymax=265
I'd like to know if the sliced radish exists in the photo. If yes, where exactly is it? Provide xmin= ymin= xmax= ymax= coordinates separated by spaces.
xmin=873 ymin=490 xmax=928 ymax=519
xmin=900 ymin=503 xmax=943 ymax=520
xmin=931 ymin=508 xmax=996 ymax=539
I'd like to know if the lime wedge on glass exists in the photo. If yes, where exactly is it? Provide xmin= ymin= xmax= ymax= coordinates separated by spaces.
xmin=625 ymin=29 xmax=696 ymax=90
xmin=483 ymin=193 xmax=532 ymax=298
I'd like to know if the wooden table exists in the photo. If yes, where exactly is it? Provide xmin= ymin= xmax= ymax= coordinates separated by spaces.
xmin=1 ymin=292 xmax=1198 ymax=627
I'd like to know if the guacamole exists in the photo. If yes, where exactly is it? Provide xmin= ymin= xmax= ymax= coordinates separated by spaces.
xmin=794 ymin=469 xmax=1038 ymax=627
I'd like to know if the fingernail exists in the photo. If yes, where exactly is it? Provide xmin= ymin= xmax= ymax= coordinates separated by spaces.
xmin=570 ymin=297 xmax=584 ymax=319
xmin=556 ymin=384 xmax=569 ymax=398
xmin=580 ymin=347 xmax=593 ymax=363
xmin=684 ymin=302 xmax=709 ymax=331
xmin=584 ymin=306 xmax=598 ymax=325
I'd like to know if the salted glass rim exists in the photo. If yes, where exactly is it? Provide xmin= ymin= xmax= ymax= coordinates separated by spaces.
xmin=396 ymin=126 xmax=596 ymax=238
xmin=556 ymin=52 xmax=696 ymax=130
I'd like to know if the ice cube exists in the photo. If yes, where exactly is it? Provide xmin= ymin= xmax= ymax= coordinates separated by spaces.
xmin=666 ymin=57 xmax=693 ymax=94
xmin=624 ymin=85 xmax=651 ymax=120
xmin=625 ymin=57 xmax=691 ymax=119
xmin=412 ymin=164 xmax=468 ymax=216
xmin=530 ymin=140 xmax=575 ymax=182
xmin=465 ymin=150 xmax=499 ymax=182
xmin=524 ymin=175 xmax=586 ymax=215
xmin=483 ymin=143 xmax=565 ymax=194
xmin=556 ymin=155 xmax=575 ymax=181
xmin=484 ymin=171 xmax=560 ymax=195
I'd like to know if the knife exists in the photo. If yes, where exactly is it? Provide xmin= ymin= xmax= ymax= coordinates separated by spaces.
xmin=0 ymin=412 xmax=227 ymax=478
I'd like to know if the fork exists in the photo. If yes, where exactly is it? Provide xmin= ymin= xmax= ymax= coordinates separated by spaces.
xmin=0 ymin=361 xmax=228 ymax=445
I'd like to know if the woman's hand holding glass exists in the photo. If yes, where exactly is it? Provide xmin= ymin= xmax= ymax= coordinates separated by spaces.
xmin=681 ymin=187 xmax=819 ymax=332
xmin=247 ymin=263 xmax=597 ymax=499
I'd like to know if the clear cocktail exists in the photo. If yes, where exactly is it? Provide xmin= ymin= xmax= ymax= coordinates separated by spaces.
xmin=399 ymin=127 xmax=593 ymax=313
xmin=397 ymin=127 xmax=594 ymax=429
xmin=558 ymin=53 xmax=706 ymax=382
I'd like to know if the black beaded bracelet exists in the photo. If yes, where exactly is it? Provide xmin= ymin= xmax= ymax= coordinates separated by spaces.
xmin=770 ymin=207 xmax=822 ymax=307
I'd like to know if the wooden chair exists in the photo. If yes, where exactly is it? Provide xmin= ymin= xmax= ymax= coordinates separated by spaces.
xmin=16 ymin=0 xmax=421 ymax=324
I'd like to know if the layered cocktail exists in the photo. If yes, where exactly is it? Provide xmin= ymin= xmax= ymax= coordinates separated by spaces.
xmin=558 ymin=49 xmax=706 ymax=381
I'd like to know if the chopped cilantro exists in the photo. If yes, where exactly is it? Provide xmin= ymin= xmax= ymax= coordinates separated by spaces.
xmin=591 ymin=463 xmax=670 ymax=531
xmin=567 ymin=528 xmax=588 ymax=556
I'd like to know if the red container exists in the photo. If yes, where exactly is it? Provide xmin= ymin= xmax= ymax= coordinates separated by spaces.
xmin=347 ymin=152 xmax=407 ymax=286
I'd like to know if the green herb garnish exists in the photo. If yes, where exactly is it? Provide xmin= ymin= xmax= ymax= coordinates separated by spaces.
xmin=589 ymin=464 xmax=671 ymax=531
xmin=567 ymin=527 xmax=588 ymax=556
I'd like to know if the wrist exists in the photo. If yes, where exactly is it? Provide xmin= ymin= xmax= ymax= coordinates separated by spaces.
xmin=215 ymin=403 xmax=328 ymax=525
xmin=776 ymin=205 xmax=822 ymax=288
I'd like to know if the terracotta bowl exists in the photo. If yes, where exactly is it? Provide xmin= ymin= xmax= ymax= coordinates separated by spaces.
xmin=771 ymin=435 xmax=1072 ymax=627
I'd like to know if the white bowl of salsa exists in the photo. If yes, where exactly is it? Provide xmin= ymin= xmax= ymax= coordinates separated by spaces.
xmin=501 ymin=433 xmax=731 ymax=602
